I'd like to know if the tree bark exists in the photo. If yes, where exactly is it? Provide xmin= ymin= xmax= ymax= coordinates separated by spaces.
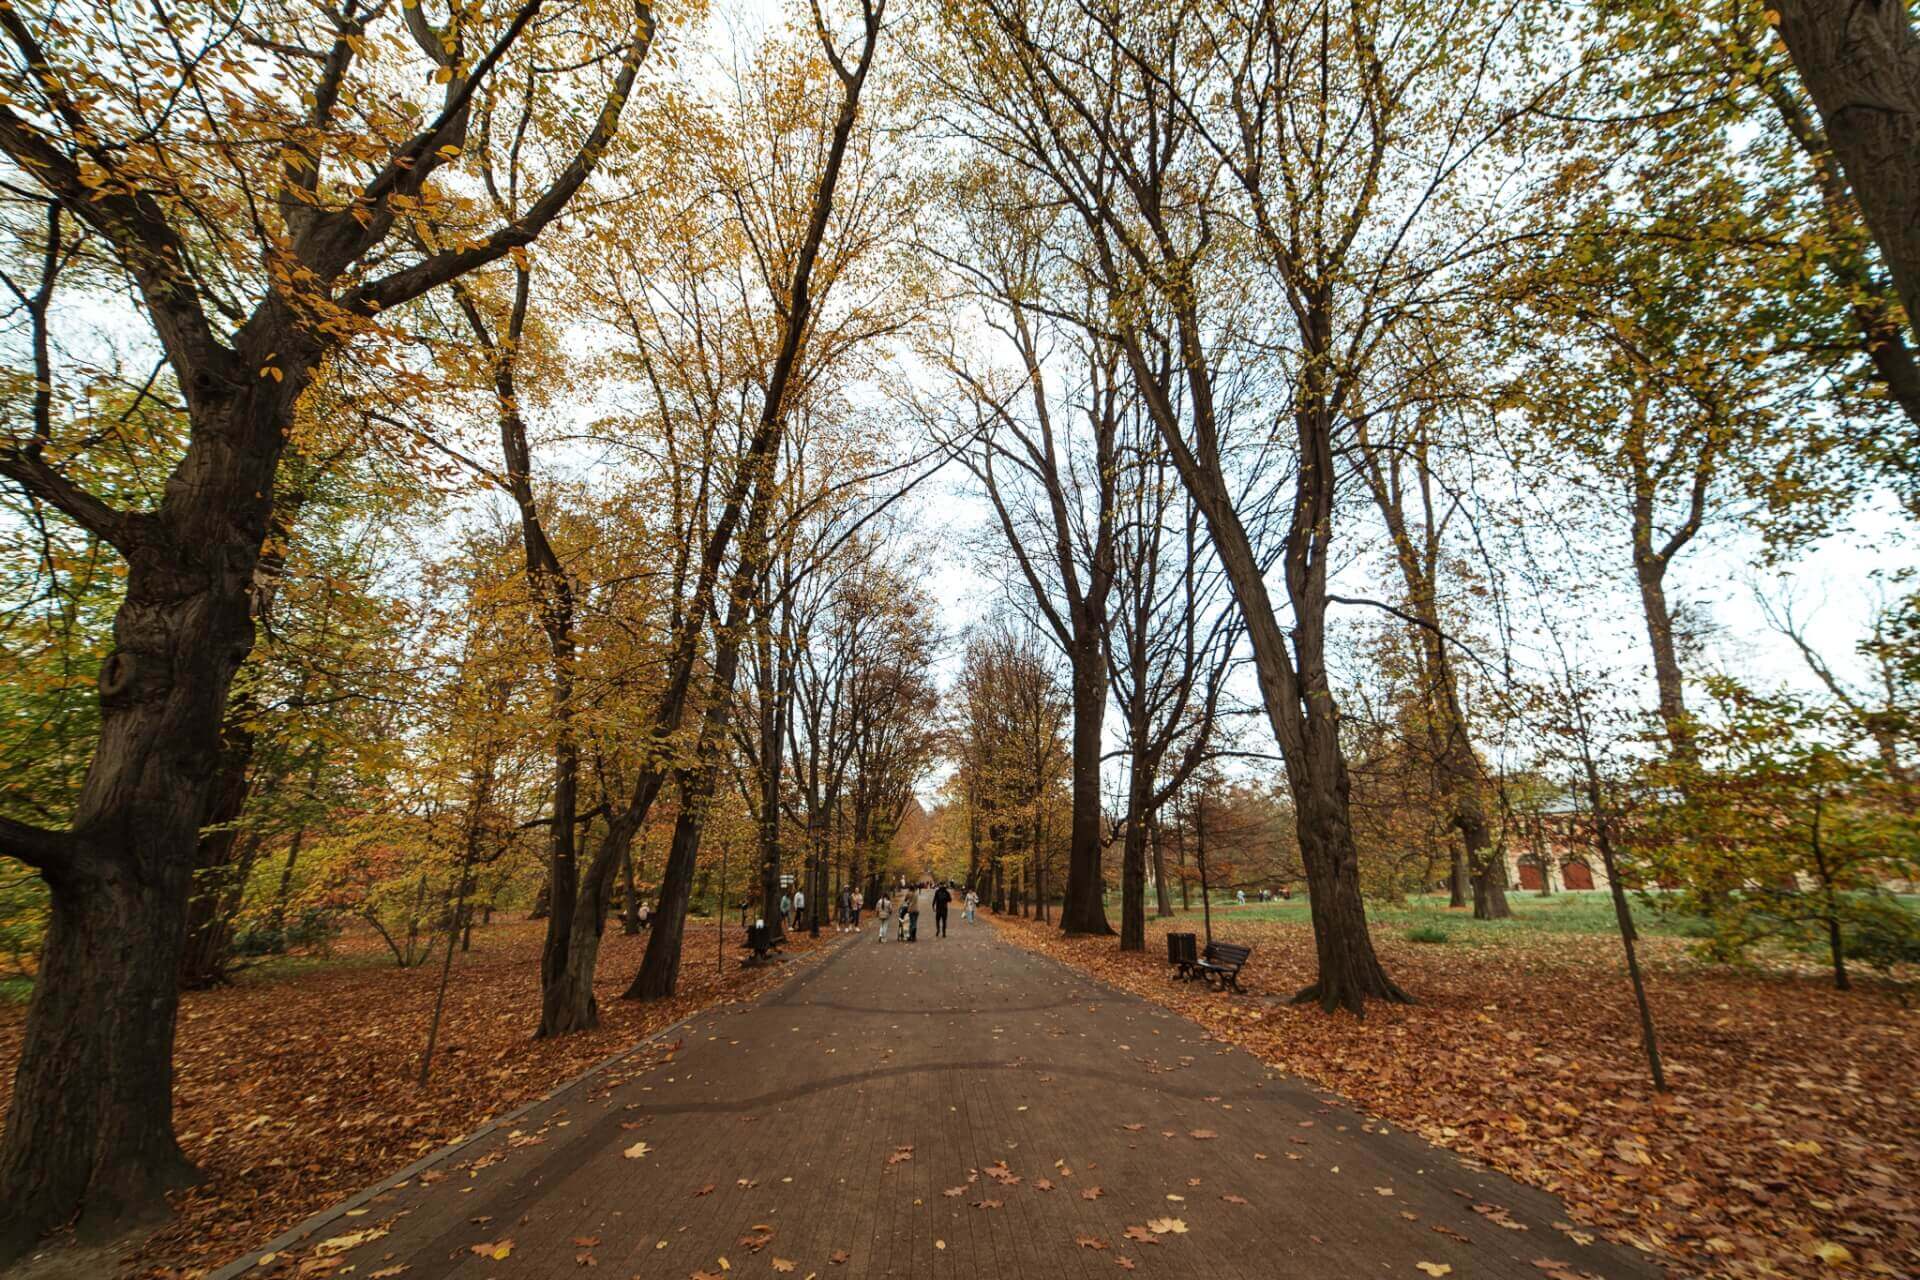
xmin=1119 ymin=756 xmax=1152 ymax=951
xmin=1773 ymin=2 xmax=1920 ymax=343
xmin=1634 ymin=547 xmax=1693 ymax=761
xmin=626 ymin=774 xmax=713 ymax=1000
xmin=1059 ymin=638 xmax=1113 ymax=934
xmin=0 ymin=365 xmax=305 ymax=1253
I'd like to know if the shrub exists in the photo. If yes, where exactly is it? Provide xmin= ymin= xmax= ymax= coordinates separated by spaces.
xmin=1405 ymin=924 xmax=1450 ymax=944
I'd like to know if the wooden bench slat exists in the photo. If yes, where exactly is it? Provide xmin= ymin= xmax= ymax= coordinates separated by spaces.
xmin=1191 ymin=940 xmax=1253 ymax=992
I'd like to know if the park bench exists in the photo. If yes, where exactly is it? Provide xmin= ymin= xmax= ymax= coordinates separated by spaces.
xmin=742 ymin=922 xmax=788 ymax=965
xmin=1192 ymin=941 xmax=1253 ymax=993
xmin=1166 ymin=931 xmax=1198 ymax=979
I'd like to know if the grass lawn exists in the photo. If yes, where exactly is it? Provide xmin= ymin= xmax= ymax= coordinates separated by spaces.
xmin=1145 ymin=889 xmax=1714 ymax=941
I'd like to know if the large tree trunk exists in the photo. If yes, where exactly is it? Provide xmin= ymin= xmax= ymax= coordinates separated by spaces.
xmin=533 ymin=708 xmax=584 ymax=1034
xmin=1059 ymin=636 xmax=1113 ymax=934
xmin=0 ymin=373 xmax=295 ymax=1253
xmin=1292 ymin=766 xmax=1408 ymax=1013
xmin=1773 ymin=2 xmax=1920 ymax=341
xmin=0 ymin=860 xmax=200 ymax=1254
xmin=626 ymin=772 xmax=715 ymax=1000
xmin=540 ymin=806 xmax=636 ymax=1034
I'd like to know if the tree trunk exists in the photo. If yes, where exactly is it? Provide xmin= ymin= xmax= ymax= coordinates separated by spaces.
xmin=1059 ymin=637 xmax=1113 ymax=934
xmin=1150 ymin=811 xmax=1174 ymax=917
xmin=1472 ymin=854 xmax=1511 ymax=921
xmin=0 ymin=366 xmax=300 ymax=1254
xmin=0 ymin=860 xmax=201 ymax=1256
xmin=1773 ymin=2 xmax=1920 ymax=338
xmin=1123 ymin=314 xmax=1405 ymax=1012
xmin=1809 ymin=799 xmax=1851 ymax=992
xmin=535 ymin=727 xmax=583 ymax=1034
xmin=539 ymin=806 xmax=633 ymax=1034
xmin=626 ymin=772 xmax=715 ymax=1000
xmin=1633 ymin=549 xmax=1693 ymax=761
xmin=1448 ymin=842 xmax=1469 ymax=908
xmin=1119 ymin=763 xmax=1152 ymax=951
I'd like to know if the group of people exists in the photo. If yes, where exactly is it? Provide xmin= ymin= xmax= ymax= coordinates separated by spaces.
xmin=770 ymin=882 xmax=980 ymax=939
xmin=869 ymin=880 xmax=977 ymax=943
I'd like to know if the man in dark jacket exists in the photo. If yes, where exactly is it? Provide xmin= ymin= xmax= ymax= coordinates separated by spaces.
xmin=933 ymin=883 xmax=952 ymax=938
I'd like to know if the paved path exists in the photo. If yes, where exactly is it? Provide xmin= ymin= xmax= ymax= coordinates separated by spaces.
xmin=232 ymin=919 xmax=1661 ymax=1279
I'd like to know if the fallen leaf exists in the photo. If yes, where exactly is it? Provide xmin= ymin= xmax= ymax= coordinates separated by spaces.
xmin=772 ymin=1260 xmax=796 ymax=1273
xmin=1189 ymin=1129 xmax=1217 ymax=1140
xmin=1081 ymin=1187 xmax=1104 ymax=1201
xmin=1076 ymin=1234 xmax=1109 ymax=1251
xmin=315 ymin=1229 xmax=386 ymax=1257
xmin=1415 ymin=1265 xmax=1452 ymax=1277
xmin=469 ymin=1240 xmax=514 ymax=1261
xmin=1146 ymin=1217 xmax=1187 ymax=1235
xmin=624 ymin=1141 xmax=650 ymax=1159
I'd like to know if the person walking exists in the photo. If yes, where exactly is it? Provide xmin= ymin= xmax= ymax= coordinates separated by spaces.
xmin=964 ymin=888 xmax=978 ymax=923
xmin=851 ymin=887 xmax=863 ymax=929
xmin=911 ymin=881 xmax=932 ymax=942
xmin=779 ymin=890 xmax=791 ymax=929
xmin=896 ymin=895 xmax=910 ymax=943
xmin=874 ymin=890 xmax=891 ymax=942
xmin=933 ymin=882 xmax=952 ymax=937
xmin=793 ymin=887 xmax=807 ymax=931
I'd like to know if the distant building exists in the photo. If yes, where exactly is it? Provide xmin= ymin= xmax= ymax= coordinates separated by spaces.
xmin=1502 ymin=791 xmax=1611 ymax=893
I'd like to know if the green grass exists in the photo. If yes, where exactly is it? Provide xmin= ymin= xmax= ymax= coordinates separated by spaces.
xmin=1137 ymin=891 xmax=1717 ymax=941
xmin=1404 ymin=924 xmax=1451 ymax=944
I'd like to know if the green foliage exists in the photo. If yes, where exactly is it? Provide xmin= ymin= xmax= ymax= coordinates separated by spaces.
xmin=1405 ymin=924 xmax=1451 ymax=944
xmin=1838 ymin=895 xmax=1920 ymax=978
xmin=0 ymin=866 xmax=47 ymax=985
xmin=1639 ymin=677 xmax=1919 ymax=982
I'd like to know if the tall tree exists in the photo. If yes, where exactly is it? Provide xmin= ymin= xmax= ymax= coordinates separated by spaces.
xmin=0 ymin=0 xmax=655 ymax=1247
xmin=933 ymin=177 xmax=1121 ymax=935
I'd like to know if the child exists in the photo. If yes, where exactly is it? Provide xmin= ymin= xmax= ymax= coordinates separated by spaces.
xmin=875 ymin=892 xmax=891 ymax=942
xmin=897 ymin=898 xmax=910 ymax=942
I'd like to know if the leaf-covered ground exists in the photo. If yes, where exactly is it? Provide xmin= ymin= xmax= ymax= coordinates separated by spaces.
xmin=994 ymin=907 xmax=1918 ymax=1280
xmin=0 ymin=918 xmax=828 ymax=1278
